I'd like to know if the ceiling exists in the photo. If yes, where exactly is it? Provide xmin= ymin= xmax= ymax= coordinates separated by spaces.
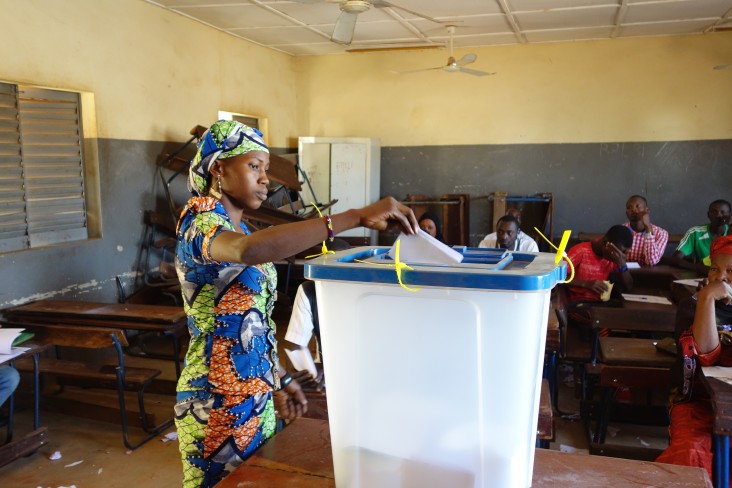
xmin=145 ymin=0 xmax=732 ymax=56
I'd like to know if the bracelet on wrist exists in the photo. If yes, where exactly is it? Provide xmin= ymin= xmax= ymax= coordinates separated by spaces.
xmin=618 ymin=264 xmax=629 ymax=272
xmin=278 ymin=373 xmax=293 ymax=390
xmin=325 ymin=215 xmax=334 ymax=242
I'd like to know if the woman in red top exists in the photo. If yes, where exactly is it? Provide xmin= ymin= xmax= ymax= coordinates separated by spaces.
xmin=656 ymin=235 xmax=732 ymax=479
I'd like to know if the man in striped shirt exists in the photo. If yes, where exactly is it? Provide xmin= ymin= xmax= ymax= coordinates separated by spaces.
xmin=623 ymin=195 xmax=669 ymax=267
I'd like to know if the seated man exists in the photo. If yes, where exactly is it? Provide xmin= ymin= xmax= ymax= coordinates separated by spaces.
xmin=623 ymin=194 xmax=669 ymax=267
xmin=283 ymin=281 xmax=324 ymax=389
xmin=670 ymin=199 xmax=731 ymax=276
xmin=564 ymin=225 xmax=634 ymax=334
xmin=478 ymin=213 xmax=539 ymax=252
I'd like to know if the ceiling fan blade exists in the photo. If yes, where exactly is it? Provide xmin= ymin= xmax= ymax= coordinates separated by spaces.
xmin=331 ymin=11 xmax=359 ymax=45
xmin=458 ymin=67 xmax=495 ymax=77
xmin=397 ymin=66 xmax=443 ymax=75
xmin=373 ymin=0 xmax=442 ymax=24
xmin=455 ymin=53 xmax=477 ymax=66
xmin=713 ymin=64 xmax=732 ymax=70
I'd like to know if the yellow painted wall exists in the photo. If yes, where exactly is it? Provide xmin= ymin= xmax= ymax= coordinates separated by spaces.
xmin=2 ymin=1 xmax=730 ymax=148
xmin=0 ymin=0 xmax=298 ymax=148
xmin=296 ymin=33 xmax=732 ymax=146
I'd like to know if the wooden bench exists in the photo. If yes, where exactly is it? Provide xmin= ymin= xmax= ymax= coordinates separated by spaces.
xmin=12 ymin=324 xmax=173 ymax=450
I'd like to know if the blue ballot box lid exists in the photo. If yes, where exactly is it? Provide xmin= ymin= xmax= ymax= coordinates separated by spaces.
xmin=304 ymin=246 xmax=567 ymax=291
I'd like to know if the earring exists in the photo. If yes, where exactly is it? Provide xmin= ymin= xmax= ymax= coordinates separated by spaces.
xmin=209 ymin=175 xmax=223 ymax=199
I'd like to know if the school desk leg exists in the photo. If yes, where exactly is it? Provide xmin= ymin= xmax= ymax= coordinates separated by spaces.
xmin=714 ymin=434 xmax=730 ymax=488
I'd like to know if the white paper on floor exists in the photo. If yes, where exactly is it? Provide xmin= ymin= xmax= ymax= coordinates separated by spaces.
xmin=162 ymin=432 xmax=178 ymax=442
xmin=64 ymin=460 xmax=83 ymax=468
xmin=98 ymin=468 xmax=103 ymax=475
xmin=49 ymin=451 xmax=62 ymax=460
xmin=637 ymin=437 xmax=651 ymax=447
xmin=559 ymin=444 xmax=589 ymax=455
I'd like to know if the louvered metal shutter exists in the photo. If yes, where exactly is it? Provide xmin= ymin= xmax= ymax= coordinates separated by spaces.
xmin=0 ymin=83 xmax=26 ymax=252
xmin=0 ymin=83 xmax=88 ymax=252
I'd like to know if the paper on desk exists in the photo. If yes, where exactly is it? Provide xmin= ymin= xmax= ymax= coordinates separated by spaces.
xmin=621 ymin=294 xmax=673 ymax=305
xmin=0 ymin=328 xmax=25 ymax=354
xmin=702 ymin=366 xmax=732 ymax=382
xmin=674 ymin=278 xmax=703 ymax=287
xmin=627 ymin=262 xmax=641 ymax=269
xmin=389 ymin=230 xmax=463 ymax=265
xmin=0 ymin=346 xmax=30 ymax=365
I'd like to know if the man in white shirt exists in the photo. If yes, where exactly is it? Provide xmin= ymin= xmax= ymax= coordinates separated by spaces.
xmin=478 ymin=213 xmax=539 ymax=252
xmin=283 ymin=281 xmax=323 ymax=384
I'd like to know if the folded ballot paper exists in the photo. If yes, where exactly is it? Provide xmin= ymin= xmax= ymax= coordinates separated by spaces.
xmin=389 ymin=230 xmax=464 ymax=265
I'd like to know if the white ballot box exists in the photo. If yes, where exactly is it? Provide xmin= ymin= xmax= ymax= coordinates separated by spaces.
xmin=305 ymin=246 xmax=566 ymax=488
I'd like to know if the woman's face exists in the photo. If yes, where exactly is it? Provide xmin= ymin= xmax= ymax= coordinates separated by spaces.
xmin=419 ymin=218 xmax=437 ymax=238
xmin=709 ymin=253 xmax=732 ymax=284
xmin=217 ymin=151 xmax=270 ymax=210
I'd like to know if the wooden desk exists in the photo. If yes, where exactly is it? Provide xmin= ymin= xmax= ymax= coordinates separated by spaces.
xmin=2 ymin=300 xmax=187 ymax=376
xmin=630 ymin=265 xmax=701 ymax=306
xmin=2 ymin=300 xmax=185 ymax=331
xmin=699 ymin=373 xmax=732 ymax=488
xmin=219 ymin=418 xmax=711 ymax=487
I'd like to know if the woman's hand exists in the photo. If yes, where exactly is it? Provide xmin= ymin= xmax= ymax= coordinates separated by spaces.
xmin=699 ymin=280 xmax=732 ymax=305
xmin=696 ymin=277 xmax=710 ymax=292
xmin=355 ymin=197 xmax=419 ymax=235
xmin=273 ymin=379 xmax=308 ymax=420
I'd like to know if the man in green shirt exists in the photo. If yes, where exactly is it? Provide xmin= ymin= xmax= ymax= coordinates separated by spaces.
xmin=669 ymin=199 xmax=731 ymax=275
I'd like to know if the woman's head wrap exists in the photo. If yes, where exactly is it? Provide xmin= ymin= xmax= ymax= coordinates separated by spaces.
xmin=188 ymin=120 xmax=269 ymax=196
xmin=711 ymin=235 xmax=732 ymax=259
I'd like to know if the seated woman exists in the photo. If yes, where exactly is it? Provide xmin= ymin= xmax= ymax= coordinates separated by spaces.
xmin=418 ymin=211 xmax=444 ymax=242
xmin=656 ymin=235 xmax=732 ymax=479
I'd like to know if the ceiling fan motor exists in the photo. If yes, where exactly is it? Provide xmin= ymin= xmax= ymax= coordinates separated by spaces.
xmin=340 ymin=1 xmax=371 ymax=14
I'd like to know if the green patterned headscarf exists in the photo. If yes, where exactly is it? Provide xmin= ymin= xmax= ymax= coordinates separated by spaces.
xmin=187 ymin=120 xmax=269 ymax=196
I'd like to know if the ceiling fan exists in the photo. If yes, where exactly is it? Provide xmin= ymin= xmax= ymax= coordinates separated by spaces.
xmin=294 ymin=0 xmax=442 ymax=45
xmin=401 ymin=26 xmax=496 ymax=77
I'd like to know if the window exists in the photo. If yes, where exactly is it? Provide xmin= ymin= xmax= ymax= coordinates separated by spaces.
xmin=217 ymin=110 xmax=268 ymax=142
xmin=0 ymin=82 xmax=100 ymax=253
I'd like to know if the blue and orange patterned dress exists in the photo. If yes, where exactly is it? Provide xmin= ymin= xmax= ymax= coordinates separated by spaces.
xmin=173 ymin=196 xmax=279 ymax=488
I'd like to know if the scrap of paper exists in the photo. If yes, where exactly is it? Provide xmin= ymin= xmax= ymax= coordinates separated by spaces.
xmin=162 ymin=432 xmax=178 ymax=442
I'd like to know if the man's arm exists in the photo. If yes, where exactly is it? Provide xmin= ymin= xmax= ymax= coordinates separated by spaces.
xmin=669 ymin=249 xmax=708 ymax=276
xmin=642 ymin=225 xmax=668 ymax=266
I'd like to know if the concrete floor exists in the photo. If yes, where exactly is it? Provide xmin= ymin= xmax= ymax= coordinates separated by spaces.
xmin=0 ymin=355 xmax=181 ymax=488
xmin=0 ymin=357 xmax=669 ymax=487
